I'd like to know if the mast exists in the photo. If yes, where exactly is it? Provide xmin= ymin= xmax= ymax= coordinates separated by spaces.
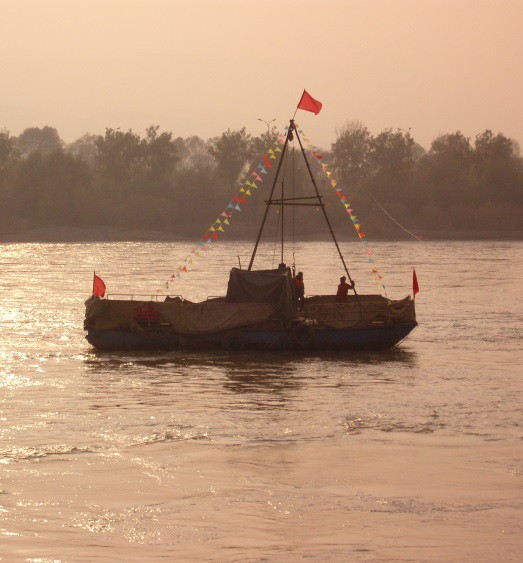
xmin=293 ymin=123 xmax=358 ymax=295
xmin=248 ymin=125 xmax=292 ymax=270
xmin=248 ymin=119 xmax=358 ymax=296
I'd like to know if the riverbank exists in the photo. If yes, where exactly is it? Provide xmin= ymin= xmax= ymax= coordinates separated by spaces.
xmin=1 ymin=226 xmax=522 ymax=243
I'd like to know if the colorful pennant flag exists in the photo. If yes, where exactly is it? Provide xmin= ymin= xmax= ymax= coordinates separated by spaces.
xmin=297 ymin=123 xmax=388 ymax=297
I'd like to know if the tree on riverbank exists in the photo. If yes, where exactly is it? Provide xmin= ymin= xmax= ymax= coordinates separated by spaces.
xmin=0 ymin=123 xmax=521 ymax=240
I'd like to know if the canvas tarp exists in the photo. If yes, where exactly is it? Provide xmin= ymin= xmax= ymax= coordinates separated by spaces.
xmin=85 ymin=296 xmax=279 ymax=335
xmin=305 ymin=294 xmax=415 ymax=329
xmin=226 ymin=266 xmax=295 ymax=320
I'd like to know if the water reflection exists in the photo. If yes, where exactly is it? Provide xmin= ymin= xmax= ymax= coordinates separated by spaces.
xmin=83 ymin=346 xmax=418 ymax=372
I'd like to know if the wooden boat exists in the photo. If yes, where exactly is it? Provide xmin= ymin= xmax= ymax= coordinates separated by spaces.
xmin=85 ymin=119 xmax=417 ymax=351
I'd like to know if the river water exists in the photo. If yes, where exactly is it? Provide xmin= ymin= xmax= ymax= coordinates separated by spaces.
xmin=0 ymin=240 xmax=522 ymax=561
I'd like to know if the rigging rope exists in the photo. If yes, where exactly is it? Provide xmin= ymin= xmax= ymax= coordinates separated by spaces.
xmin=291 ymin=140 xmax=296 ymax=275
xmin=368 ymin=191 xmax=423 ymax=242
xmin=271 ymin=146 xmax=288 ymax=268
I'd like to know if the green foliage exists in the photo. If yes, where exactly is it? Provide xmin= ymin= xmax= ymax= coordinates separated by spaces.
xmin=0 ymin=122 xmax=521 ymax=239
xmin=16 ymin=126 xmax=63 ymax=157
xmin=207 ymin=127 xmax=253 ymax=189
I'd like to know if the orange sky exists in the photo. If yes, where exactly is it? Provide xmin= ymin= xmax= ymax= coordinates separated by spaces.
xmin=1 ymin=0 xmax=522 ymax=149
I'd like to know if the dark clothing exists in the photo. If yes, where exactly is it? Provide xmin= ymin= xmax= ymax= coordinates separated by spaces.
xmin=293 ymin=276 xmax=305 ymax=309
xmin=336 ymin=282 xmax=351 ymax=302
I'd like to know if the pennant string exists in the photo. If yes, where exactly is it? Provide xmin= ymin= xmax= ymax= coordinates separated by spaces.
xmin=156 ymin=130 xmax=285 ymax=293
xmin=296 ymin=122 xmax=388 ymax=297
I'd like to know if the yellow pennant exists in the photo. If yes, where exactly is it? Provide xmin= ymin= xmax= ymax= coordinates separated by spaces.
xmin=246 ymin=189 xmax=252 ymax=196
xmin=218 ymin=226 xmax=224 ymax=232
xmin=268 ymin=149 xmax=275 ymax=154
xmin=209 ymin=226 xmax=216 ymax=232
xmin=215 ymin=218 xmax=221 ymax=224
xmin=240 ymin=187 xmax=245 ymax=193
xmin=275 ymin=146 xmax=281 ymax=152
xmin=224 ymin=218 xmax=229 ymax=225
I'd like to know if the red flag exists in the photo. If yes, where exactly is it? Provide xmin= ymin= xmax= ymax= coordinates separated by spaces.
xmin=93 ymin=273 xmax=106 ymax=298
xmin=413 ymin=268 xmax=419 ymax=297
xmin=297 ymin=90 xmax=322 ymax=115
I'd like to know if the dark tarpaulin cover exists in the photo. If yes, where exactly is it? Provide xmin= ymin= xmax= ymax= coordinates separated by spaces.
xmin=226 ymin=267 xmax=295 ymax=319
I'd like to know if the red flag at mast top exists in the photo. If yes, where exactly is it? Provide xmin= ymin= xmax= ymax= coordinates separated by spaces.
xmin=93 ymin=272 xmax=106 ymax=298
xmin=297 ymin=90 xmax=322 ymax=115
xmin=413 ymin=268 xmax=419 ymax=298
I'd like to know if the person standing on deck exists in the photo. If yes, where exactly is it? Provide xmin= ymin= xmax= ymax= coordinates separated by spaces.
xmin=336 ymin=276 xmax=354 ymax=302
xmin=293 ymin=271 xmax=305 ymax=310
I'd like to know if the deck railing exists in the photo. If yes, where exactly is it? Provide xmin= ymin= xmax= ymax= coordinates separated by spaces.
xmin=105 ymin=293 xmax=183 ymax=301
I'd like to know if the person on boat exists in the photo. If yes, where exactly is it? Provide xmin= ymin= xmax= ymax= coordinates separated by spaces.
xmin=336 ymin=276 xmax=354 ymax=302
xmin=293 ymin=271 xmax=305 ymax=310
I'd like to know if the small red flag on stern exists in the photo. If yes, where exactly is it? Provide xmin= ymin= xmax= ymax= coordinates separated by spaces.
xmin=297 ymin=90 xmax=322 ymax=115
xmin=93 ymin=272 xmax=106 ymax=298
xmin=413 ymin=268 xmax=419 ymax=297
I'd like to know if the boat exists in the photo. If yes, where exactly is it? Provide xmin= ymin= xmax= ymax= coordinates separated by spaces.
xmin=84 ymin=116 xmax=417 ymax=352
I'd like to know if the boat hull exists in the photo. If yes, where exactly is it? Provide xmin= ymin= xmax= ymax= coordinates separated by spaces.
xmin=85 ymin=322 xmax=417 ymax=352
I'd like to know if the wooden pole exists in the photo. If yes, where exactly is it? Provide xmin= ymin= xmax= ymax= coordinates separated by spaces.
xmin=293 ymin=122 xmax=358 ymax=295
xmin=248 ymin=124 xmax=292 ymax=270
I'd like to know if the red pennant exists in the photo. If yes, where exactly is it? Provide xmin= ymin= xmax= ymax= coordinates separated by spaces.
xmin=212 ymin=233 xmax=218 ymax=239
xmin=413 ymin=268 xmax=420 ymax=296
xmin=297 ymin=89 xmax=322 ymax=115
xmin=92 ymin=273 xmax=106 ymax=297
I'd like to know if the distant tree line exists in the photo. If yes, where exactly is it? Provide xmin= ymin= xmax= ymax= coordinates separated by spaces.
xmin=0 ymin=121 xmax=521 ymax=240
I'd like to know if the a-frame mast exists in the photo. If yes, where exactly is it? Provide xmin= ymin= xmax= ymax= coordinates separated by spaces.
xmin=248 ymin=119 xmax=357 ymax=296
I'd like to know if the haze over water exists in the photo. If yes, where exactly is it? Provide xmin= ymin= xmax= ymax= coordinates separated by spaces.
xmin=0 ymin=240 xmax=522 ymax=560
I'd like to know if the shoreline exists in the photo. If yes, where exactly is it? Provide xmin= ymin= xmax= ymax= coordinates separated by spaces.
xmin=1 ymin=226 xmax=522 ymax=243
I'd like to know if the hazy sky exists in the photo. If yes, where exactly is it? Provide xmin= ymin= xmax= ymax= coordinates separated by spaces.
xmin=1 ymin=0 xmax=522 ymax=149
